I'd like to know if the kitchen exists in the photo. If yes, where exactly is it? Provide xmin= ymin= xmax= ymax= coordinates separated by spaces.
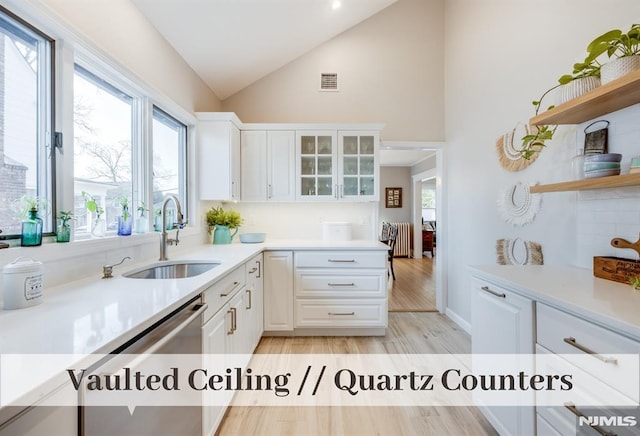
xmin=1 ymin=0 xmax=640 ymax=435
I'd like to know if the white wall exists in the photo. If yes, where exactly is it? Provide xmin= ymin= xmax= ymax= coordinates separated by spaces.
xmin=444 ymin=0 xmax=640 ymax=323
xmin=225 ymin=202 xmax=377 ymax=240
xmin=378 ymin=166 xmax=412 ymax=224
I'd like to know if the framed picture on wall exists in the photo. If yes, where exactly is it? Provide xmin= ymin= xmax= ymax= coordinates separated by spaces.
xmin=385 ymin=187 xmax=402 ymax=208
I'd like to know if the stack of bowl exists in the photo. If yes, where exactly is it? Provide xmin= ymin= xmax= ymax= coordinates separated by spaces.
xmin=584 ymin=153 xmax=622 ymax=178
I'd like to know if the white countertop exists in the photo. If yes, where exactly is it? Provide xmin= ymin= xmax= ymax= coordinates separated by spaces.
xmin=0 ymin=239 xmax=388 ymax=411
xmin=469 ymin=265 xmax=640 ymax=341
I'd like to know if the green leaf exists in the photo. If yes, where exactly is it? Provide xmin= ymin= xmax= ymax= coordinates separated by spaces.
xmin=558 ymin=75 xmax=574 ymax=85
xmin=587 ymin=29 xmax=622 ymax=52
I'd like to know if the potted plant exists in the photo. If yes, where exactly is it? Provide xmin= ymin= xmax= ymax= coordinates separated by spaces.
xmin=56 ymin=211 xmax=74 ymax=243
xmin=153 ymin=208 xmax=162 ymax=232
xmin=135 ymin=202 xmax=149 ymax=234
xmin=589 ymin=24 xmax=640 ymax=84
xmin=116 ymin=196 xmax=132 ymax=236
xmin=12 ymin=195 xmax=49 ymax=246
xmin=82 ymin=191 xmax=105 ymax=238
xmin=206 ymin=206 xmax=243 ymax=244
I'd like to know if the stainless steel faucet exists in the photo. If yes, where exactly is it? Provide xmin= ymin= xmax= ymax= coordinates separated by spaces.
xmin=159 ymin=194 xmax=184 ymax=261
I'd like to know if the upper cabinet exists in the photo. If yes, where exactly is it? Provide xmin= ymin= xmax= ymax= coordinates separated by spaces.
xmin=197 ymin=113 xmax=241 ymax=201
xmin=241 ymin=130 xmax=295 ymax=202
xmin=295 ymin=130 xmax=379 ymax=201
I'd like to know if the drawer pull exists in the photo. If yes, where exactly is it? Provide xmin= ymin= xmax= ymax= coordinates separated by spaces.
xmin=256 ymin=260 xmax=261 ymax=278
xmin=220 ymin=281 xmax=241 ymax=297
xmin=328 ymin=282 xmax=355 ymax=287
xmin=564 ymin=402 xmax=617 ymax=436
xmin=328 ymin=312 xmax=355 ymax=316
xmin=230 ymin=307 xmax=237 ymax=333
xmin=480 ymin=286 xmax=506 ymax=298
xmin=328 ymin=259 xmax=356 ymax=263
xmin=248 ymin=267 xmax=258 ymax=274
xmin=563 ymin=337 xmax=618 ymax=364
xmin=246 ymin=289 xmax=252 ymax=310
xmin=227 ymin=309 xmax=234 ymax=335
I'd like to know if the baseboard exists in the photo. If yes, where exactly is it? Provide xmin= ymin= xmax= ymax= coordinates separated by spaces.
xmin=445 ymin=308 xmax=471 ymax=334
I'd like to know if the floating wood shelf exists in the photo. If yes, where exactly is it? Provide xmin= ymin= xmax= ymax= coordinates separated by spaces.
xmin=530 ymin=68 xmax=640 ymax=126
xmin=530 ymin=173 xmax=640 ymax=193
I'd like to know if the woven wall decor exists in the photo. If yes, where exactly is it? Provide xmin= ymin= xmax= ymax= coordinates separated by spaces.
xmin=496 ymin=238 xmax=544 ymax=266
xmin=496 ymin=124 xmax=540 ymax=171
xmin=497 ymin=181 xmax=541 ymax=226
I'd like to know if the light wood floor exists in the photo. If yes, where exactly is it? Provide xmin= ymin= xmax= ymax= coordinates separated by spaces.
xmin=389 ymin=256 xmax=437 ymax=312
xmin=217 ymin=313 xmax=497 ymax=436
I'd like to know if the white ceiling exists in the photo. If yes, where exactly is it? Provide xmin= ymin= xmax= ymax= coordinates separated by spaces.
xmin=131 ymin=0 xmax=397 ymax=100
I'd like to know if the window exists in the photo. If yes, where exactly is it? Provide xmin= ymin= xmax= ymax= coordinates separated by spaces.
xmin=422 ymin=183 xmax=436 ymax=223
xmin=0 ymin=8 xmax=54 ymax=237
xmin=152 ymin=106 xmax=187 ymax=224
xmin=73 ymin=64 xmax=133 ymax=237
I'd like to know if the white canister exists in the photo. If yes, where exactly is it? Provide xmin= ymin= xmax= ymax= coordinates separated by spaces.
xmin=3 ymin=257 xmax=43 ymax=309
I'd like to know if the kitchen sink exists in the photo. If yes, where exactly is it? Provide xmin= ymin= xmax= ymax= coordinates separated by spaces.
xmin=123 ymin=260 xmax=220 ymax=279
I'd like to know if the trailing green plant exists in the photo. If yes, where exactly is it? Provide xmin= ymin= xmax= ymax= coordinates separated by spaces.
xmin=519 ymin=86 xmax=559 ymax=160
xmin=588 ymin=24 xmax=640 ymax=59
xmin=137 ymin=202 xmax=149 ymax=218
xmin=115 ymin=196 xmax=130 ymax=221
xmin=82 ymin=191 xmax=104 ymax=219
xmin=11 ymin=195 xmax=50 ymax=219
xmin=206 ymin=206 xmax=243 ymax=232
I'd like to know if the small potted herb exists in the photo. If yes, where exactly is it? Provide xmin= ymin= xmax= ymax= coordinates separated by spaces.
xmin=56 ymin=211 xmax=75 ymax=243
xmin=82 ymin=191 xmax=105 ymax=237
xmin=135 ymin=202 xmax=149 ymax=234
xmin=116 ymin=196 xmax=132 ymax=236
xmin=12 ymin=195 xmax=49 ymax=246
xmin=206 ymin=206 xmax=243 ymax=244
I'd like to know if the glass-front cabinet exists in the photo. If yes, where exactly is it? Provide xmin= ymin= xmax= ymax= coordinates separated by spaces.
xmin=338 ymin=132 xmax=378 ymax=200
xmin=295 ymin=130 xmax=378 ymax=201
xmin=296 ymin=131 xmax=338 ymax=199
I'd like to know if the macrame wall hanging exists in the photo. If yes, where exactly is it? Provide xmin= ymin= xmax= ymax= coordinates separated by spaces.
xmin=497 ymin=181 xmax=541 ymax=226
xmin=496 ymin=238 xmax=544 ymax=265
xmin=495 ymin=124 xmax=539 ymax=171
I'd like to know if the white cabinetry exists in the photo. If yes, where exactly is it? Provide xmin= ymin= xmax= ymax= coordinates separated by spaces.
xmin=245 ymin=253 xmax=264 ymax=350
xmin=197 ymin=113 xmax=241 ymax=201
xmin=471 ymin=278 xmax=534 ymax=436
xmin=294 ymin=251 xmax=387 ymax=335
xmin=295 ymin=130 xmax=379 ymax=201
xmin=263 ymin=251 xmax=294 ymax=332
xmin=241 ymin=130 xmax=295 ymax=201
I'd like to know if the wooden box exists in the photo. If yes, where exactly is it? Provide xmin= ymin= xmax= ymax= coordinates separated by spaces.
xmin=593 ymin=256 xmax=640 ymax=284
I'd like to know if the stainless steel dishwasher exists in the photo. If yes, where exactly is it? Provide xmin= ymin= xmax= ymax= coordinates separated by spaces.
xmin=79 ymin=295 xmax=207 ymax=436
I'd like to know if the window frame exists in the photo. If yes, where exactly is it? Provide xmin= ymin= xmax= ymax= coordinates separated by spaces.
xmin=0 ymin=5 xmax=56 ymax=239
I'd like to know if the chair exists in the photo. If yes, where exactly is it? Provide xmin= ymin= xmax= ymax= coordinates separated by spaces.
xmin=380 ymin=222 xmax=390 ymax=241
xmin=386 ymin=224 xmax=398 ymax=280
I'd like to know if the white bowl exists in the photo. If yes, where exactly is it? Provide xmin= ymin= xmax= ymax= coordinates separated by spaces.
xmin=239 ymin=233 xmax=266 ymax=243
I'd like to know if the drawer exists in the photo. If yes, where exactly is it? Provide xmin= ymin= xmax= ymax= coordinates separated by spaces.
xmin=537 ymin=303 xmax=640 ymax=402
xmin=295 ymin=251 xmax=386 ymax=269
xmin=203 ymin=266 xmax=246 ymax=323
xmin=295 ymin=299 xmax=387 ymax=327
xmin=296 ymin=271 xmax=385 ymax=298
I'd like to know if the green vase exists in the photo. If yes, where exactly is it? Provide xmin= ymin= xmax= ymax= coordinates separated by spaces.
xmin=213 ymin=225 xmax=238 ymax=244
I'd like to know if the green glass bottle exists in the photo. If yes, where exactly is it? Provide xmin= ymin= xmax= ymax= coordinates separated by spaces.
xmin=21 ymin=209 xmax=43 ymax=246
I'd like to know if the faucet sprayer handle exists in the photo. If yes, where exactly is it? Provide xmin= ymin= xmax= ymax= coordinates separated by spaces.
xmin=102 ymin=256 xmax=131 ymax=279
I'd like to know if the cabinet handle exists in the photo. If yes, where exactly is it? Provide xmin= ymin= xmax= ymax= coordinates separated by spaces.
xmin=340 ymin=184 xmax=344 ymax=198
xmin=248 ymin=267 xmax=258 ymax=274
xmin=328 ymin=312 xmax=355 ymax=316
xmin=334 ymin=184 xmax=338 ymax=199
xmin=220 ymin=281 xmax=240 ymax=297
xmin=246 ymin=289 xmax=252 ymax=310
xmin=328 ymin=283 xmax=355 ymax=287
xmin=563 ymin=337 xmax=618 ymax=364
xmin=480 ymin=285 xmax=506 ymax=298
xmin=328 ymin=259 xmax=356 ymax=263
xmin=230 ymin=307 xmax=237 ymax=333
xmin=227 ymin=309 xmax=234 ymax=335
xmin=256 ymin=260 xmax=261 ymax=278
xmin=268 ymin=184 xmax=273 ymax=199
xmin=563 ymin=402 xmax=616 ymax=436
xmin=232 ymin=181 xmax=236 ymax=199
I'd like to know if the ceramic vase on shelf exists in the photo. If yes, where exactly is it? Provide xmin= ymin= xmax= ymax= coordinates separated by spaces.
xmin=556 ymin=76 xmax=601 ymax=105
xmin=213 ymin=225 xmax=238 ymax=244
xmin=56 ymin=221 xmax=71 ymax=243
xmin=21 ymin=209 xmax=43 ymax=246
xmin=601 ymin=55 xmax=640 ymax=84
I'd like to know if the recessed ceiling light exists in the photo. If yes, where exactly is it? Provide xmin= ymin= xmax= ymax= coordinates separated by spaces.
xmin=332 ymin=0 xmax=342 ymax=10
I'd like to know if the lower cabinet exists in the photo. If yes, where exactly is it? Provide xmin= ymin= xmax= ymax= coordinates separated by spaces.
xmin=471 ymin=278 xmax=535 ymax=436
xmin=245 ymin=253 xmax=264 ymax=350
xmin=263 ymin=251 xmax=294 ymax=332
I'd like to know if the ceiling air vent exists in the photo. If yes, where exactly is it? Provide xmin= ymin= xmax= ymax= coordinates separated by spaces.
xmin=320 ymin=73 xmax=338 ymax=92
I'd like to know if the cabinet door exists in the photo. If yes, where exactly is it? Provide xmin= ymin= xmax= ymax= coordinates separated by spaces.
xmin=241 ymin=130 xmax=268 ymax=201
xmin=202 ymin=306 xmax=232 ymax=436
xmin=198 ymin=120 xmax=240 ymax=201
xmin=263 ymin=251 xmax=294 ymax=331
xmin=268 ymin=131 xmax=295 ymax=201
xmin=471 ymin=278 xmax=534 ymax=436
xmin=338 ymin=131 xmax=378 ymax=200
xmin=296 ymin=131 xmax=338 ymax=200
xmin=246 ymin=254 xmax=264 ymax=351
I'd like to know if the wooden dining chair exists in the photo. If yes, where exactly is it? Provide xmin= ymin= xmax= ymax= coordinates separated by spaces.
xmin=387 ymin=224 xmax=398 ymax=280
xmin=380 ymin=222 xmax=390 ymax=241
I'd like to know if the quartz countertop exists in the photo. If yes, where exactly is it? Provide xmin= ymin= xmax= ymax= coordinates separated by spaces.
xmin=469 ymin=264 xmax=640 ymax=341
xmin=0 ymin=239 xmax=388 ymax=412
